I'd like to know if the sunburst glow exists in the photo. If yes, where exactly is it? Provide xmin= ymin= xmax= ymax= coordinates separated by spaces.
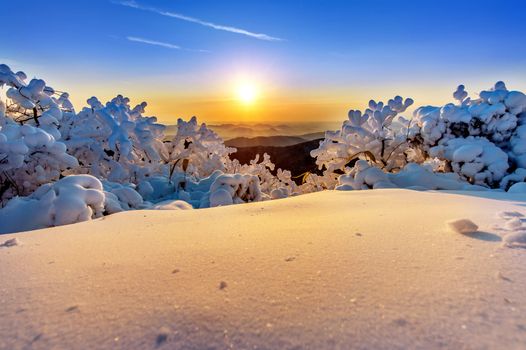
xmin=236 ymin=83 xmax=258 ymax=105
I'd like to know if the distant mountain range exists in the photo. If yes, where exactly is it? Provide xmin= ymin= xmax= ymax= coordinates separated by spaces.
xmin=225 ymin=132 xmax=325 ymax=148
xmin=230 ymin=138 xmax=325 ymax=182
xmin=165 ymin=123 xmax=331 ymax=180
xmin=164 ymin=122 xmax=337 ymax=141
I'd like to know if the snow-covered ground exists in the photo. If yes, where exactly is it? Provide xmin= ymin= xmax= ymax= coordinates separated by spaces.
xmin=1 ymin=190 xmax=525 ymax=349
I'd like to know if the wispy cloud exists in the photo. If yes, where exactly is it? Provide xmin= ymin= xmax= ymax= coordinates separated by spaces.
xmin=115 ymin=0 xmax=283 ymax=42
xmin=127 ymin=36 xmax=181 ymax=50
xmin=126 ymin=36 xmax=210 ymax=53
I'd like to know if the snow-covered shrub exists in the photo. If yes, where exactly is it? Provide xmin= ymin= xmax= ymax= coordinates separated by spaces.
xmin=0 ymin=175 xmax=105 ymax=234
xmin=0 ymin=65 xmax=78 ymax=204
xmin=207 ymin=173 xmax=263 ymax=207
xmin=508 ymin=182 xmax=526 ymax=193
xmin=336 ymin=160 xmax=394 ymax=190
xmin=509 ymin=125 xmax=526 ymax=168
xmin=152 ymin=199 xmax=193 ymax=210
xmin=102 ymin=181 xmax=146 ymax=213
xmin=408 ymin=82 xmax=526 ymax=187
xmin=427 ymin=137 xmax=508 ymax=187
xmin=0 ymin=64 xmax=71 ymax=139
xmin=314 ymin=82 xmax=526 ymax=190
xmin=166 ymin=116 xmax=234 ymax=179
xmin=500 ymin=168 xmax=526 ymax=190
xmin=0 ymin=124 xmax=79 ymax=204
xmin=61 ymin=95 xmax=168 ymax=183
xmin=311 ymin=96 xmax=414 ymax=174
xmin=336 ymin=160 xmax=484 ymax=191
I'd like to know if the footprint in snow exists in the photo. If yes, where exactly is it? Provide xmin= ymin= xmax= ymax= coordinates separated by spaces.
xmin=155 ymin=327 xmax=170 ymax=347
xmin=0 ymin=238 xmax=20 ymax=248
xmin=503 ymin=231 xmax=526 ymax=249
xmin=496 ymin=211 xmax=526 ymax=249
xmin=498 ymin=211 xmax=524 ymax=219
xmin=65 ymin=305 xmax=79 ymax=313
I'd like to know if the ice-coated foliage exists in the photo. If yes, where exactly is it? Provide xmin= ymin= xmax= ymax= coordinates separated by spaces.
xmin=0 ymin=65 xmax=78 ymax=204
xmin=313 ymin=82 xmax=526 ymax=191
xmin=311 ymin=96 xmax=414 ymax=174
xmin=61 ymin=95 xmax=167 ymax=183
xmin=167 ymin=116 xmax=235 ymax=179
xmin=407 ymin=82 xmax=526 ymax=186
xmin=427 ymin=137 xmax=508 ymax=187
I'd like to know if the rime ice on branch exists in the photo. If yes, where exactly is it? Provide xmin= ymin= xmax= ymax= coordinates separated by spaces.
xmin=312 ymin=82 xmax=526 ymax=190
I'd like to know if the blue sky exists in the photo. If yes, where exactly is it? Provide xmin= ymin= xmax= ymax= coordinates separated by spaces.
xmin=1 ymin=0 xmax=525 ymax=124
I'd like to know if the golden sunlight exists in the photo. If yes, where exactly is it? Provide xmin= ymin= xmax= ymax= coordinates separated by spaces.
xmin=236 ymin=83 xmax=258 ymax=105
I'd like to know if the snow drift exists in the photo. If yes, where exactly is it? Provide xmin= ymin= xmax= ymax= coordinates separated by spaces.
xmin=1 ymin=190 xmax=525 ymax=349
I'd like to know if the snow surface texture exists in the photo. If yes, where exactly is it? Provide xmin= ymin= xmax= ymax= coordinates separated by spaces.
xmin=1 ymin=190 xmax=525 ymax=349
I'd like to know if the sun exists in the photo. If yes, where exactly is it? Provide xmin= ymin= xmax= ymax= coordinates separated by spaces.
xmin=236 ymin=83 xmax=258 ymax=105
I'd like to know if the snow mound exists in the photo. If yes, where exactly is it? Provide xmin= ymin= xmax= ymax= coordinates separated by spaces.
xmin=0 ymin=175 xmax=105 ymax=234
xmin=152 ymin=200 xmax=193 ymax=210
xmin=337 ymin=160 xmax=487 ymax=191
xmin=508 ymin=182 xmax=526 ymax=193
xmin=207 ymin=174 xmax=263 ymax=207
xmin=503 ymin=231 xmax=526 ymax=248
xmin=504 ymin=218 xmax=523 ymax=230
xmin=498 ymin=211 xmax=524 ymax=219
xmin=447 ymin=219 xmax=479 ymax=234
xmin=102 ymin=182 xmax=145 ymax=213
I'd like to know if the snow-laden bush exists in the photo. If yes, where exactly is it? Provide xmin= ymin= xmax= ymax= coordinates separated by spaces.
xmin=102 ymin=181 xmax=146 ymax=214
xmin=152 ymin=199 xmax=194 ymax=210
xmin=427 ymin=137 xmax=508 ymax=187
xmin=61 ymin=95 xmax=167 ymax=183
xmin=408 ymin=82 xmax=526 ymax=187
xmin=313 ymin=82 xmax=526 ymax=191
xmin=0 ymin=124 xmax=78 ymax=204
xmin=207 ymin=173 xmax=263 ymax=207
xmin=166 ymin=116 xmax=235 ymax=179
xmin=336 ymin=160 xmax=486 ymax=191
xmin=0 ymin=175 xmax=105 ymax=233
xmin=0 ymin=64 xmax=72 ymax=139
xmin=312 ymin=96 xmax=414 ymax=174
xmin=0 ymin=65 xmax=78 ymax=204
